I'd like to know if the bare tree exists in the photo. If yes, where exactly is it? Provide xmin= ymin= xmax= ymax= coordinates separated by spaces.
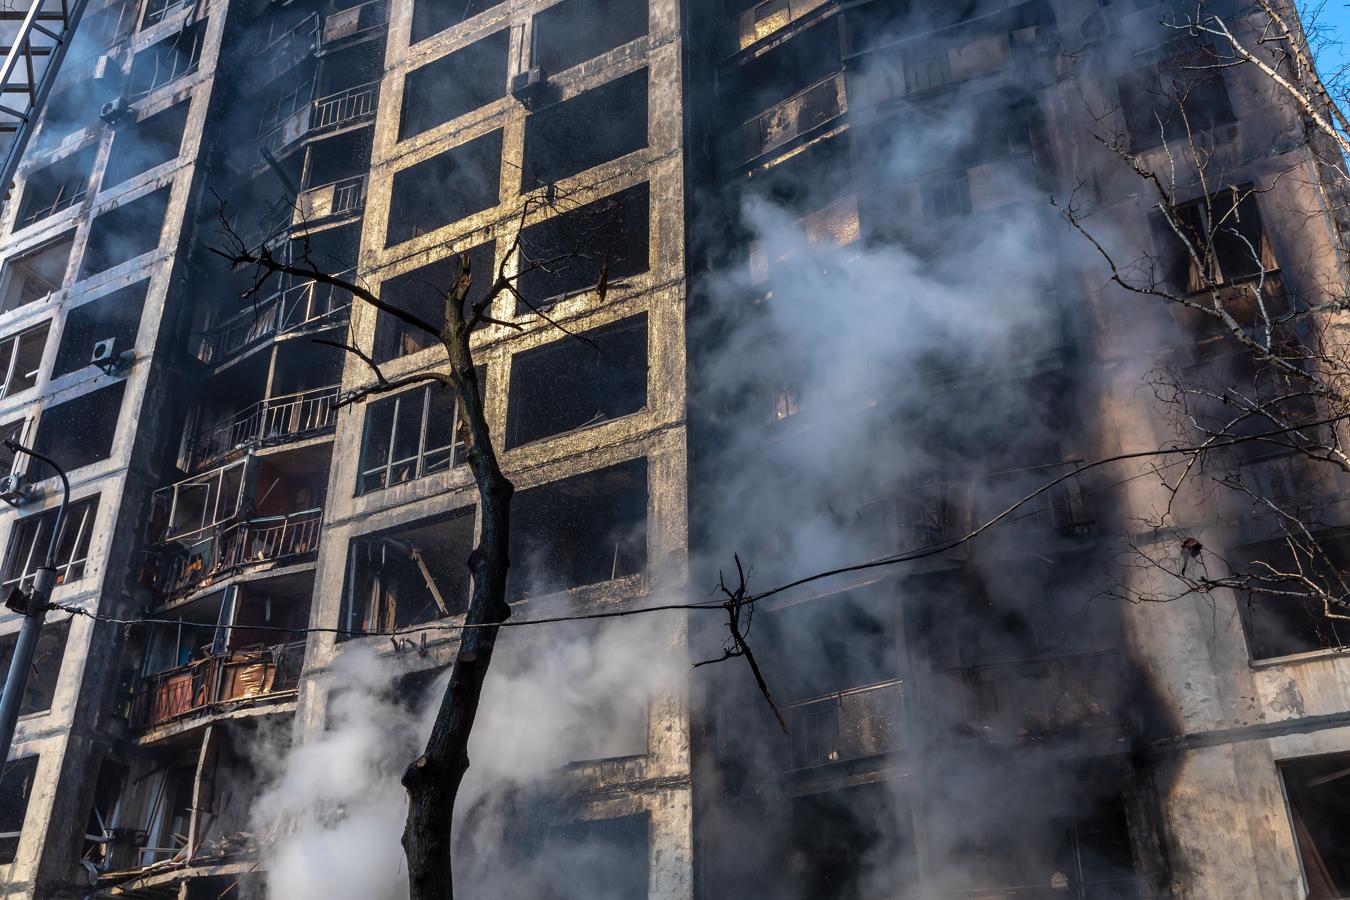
xmin=1062 ymin=0 xmax=1350 ymax=633
xmin=214 ymin=191 xmax=608 ymax=900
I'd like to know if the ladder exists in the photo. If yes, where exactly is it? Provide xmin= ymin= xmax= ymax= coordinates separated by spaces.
xmin=0 ymin=0 xmax=90 ymax=203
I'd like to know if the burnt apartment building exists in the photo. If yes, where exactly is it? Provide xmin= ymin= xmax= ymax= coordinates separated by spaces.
xmin=0 ymin=0 xmax=1347 ymax=897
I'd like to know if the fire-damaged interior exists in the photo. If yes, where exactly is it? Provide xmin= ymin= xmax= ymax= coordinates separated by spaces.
xmin=1 ymin=0 xmax=1348 ymax=897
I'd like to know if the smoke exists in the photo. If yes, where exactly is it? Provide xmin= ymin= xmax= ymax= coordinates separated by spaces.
xmin=248 ymin=612 xmax=681 ymax=900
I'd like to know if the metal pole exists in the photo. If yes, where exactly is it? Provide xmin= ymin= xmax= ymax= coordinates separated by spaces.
xmin=0 ymin=440 xmax=69 ymax=768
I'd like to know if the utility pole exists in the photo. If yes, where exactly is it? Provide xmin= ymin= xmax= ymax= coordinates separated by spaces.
xmin=0 ymin=439 xmax=69 ymax=768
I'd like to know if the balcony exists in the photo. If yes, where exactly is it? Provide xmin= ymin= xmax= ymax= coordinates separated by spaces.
xmin=142 ymin=508 xmax=323 ymax=600
xmin=187 ymin=385 xmax=340 ymax=472
xmin=935 ymin=650 xmax=1126 ymax=743
xmin=730 ymin=0 xmax=833 ymax=54
xmin=130 ymin=641 xmax=305 ymax=731
xmin=260 ymin=81 xmax=379 ymax=156
xmin=196 ymin=271 xmax=353 ymax=365
xmin=785 ymin=678 xmax=905 ymax=770
xmin=256 ymin=13 xmax=320 ymax=88
xmin=729 ymin=72 xmax=847 ymax=165
xmin=295 ymin=174 xmax=367 ymax=225
xmin=321 ymin=1 xmax=388 ymax=49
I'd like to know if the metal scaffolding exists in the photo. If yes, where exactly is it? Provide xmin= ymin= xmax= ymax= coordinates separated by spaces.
xmin=0 ymin=0 xmax=89 ymax=208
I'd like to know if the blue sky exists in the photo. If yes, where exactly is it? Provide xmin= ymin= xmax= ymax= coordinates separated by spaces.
xmin=1311 ymin=2 xmax=1350 ymax=80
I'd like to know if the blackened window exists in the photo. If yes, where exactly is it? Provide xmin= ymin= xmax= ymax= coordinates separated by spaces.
xmin=506 ymin=314 xmax=647 ymax=447
xmin=17 ymin=146 xmax=95 ymax=227
xmin=0 ymin=421 xmax=25 ymax=475
xmin=0 ymin=234 xmax=73 ymax=313
xmin=356 ymin=382 xmax=472 ymax=494
xmin=103 ymin=102 xmax=189 ymax=188
xmin=1119 ymin=46 xmax=1235 ymax=151
xmin=508 ymin=458 xmax=646 ymax=597
xmin=143 ymin=0 xmax=192 ymax=28
xmin=0 ymin=322 xmax=49 ymax=398
xmin=0 ymin=620 xmax=68 ymax=714
xmin=1282 ymin=754 xmax=1350 ymax=899
xmin=52 ymin=282 xmax=147 ymax=377
xmin=386 ymin=131 xmax=502 ymax=246
xmin=81 ymin=188 xmax=170 ymax=278
xmin=33 ymin=383 xmax=125 ymax=472
xmin=0 ymin=755 xmax=38 ymax=864
xmin=524 ymin=814 xmax=650 ymax=899
xmin=340 ymin=508 xmax=475 ymax=637
xmin=411 ymin=0 xmax=505 ymax=44
xmin=128 ymin=20 xmax=206 ymax=98
xmin=522 ymin=69 xmax=648 ymax=189
xmin=400 ymin=31 xmax=509 ymax=141
xmin=2 ymin=495 xmax=99 ymax=592
xmin=1159 ymin=188 xmax=1275 ymax=293
xmin=517 ymin=183 xmax=649 ymax=311
xmin=531 ymin=0 xmax=648 ymax=75
xmin=1236 ymin=535 xmax=1350 ymax=660
xmin=372 ymin=242 xmax=496 ymax=363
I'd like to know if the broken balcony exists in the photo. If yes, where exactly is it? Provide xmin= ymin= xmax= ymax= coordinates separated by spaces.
xmin=186 ymin=384 xmax=340 ymax=472
xmin=320 ymin=0 xmax=388 ymax=49
xmin=729 ymin=72 xmax=847 ymax=165
xmin=728 ymin=0 xmax=833 ymax=54
xmin=194 ymin=270 xmax=352 ymax=365
xmin=130 ymin=641 xmax=304 ymax=731
xmin=935 ymin=649 xmax=1126 ymax=743
xmin=259 ymin=79 xmax=379 ymax=156
xmin=785 ymin=678 xmax=905 ymax=770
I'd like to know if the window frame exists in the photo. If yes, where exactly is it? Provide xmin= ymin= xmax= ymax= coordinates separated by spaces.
xmin=0 ymin=321 xmax=49 ymax=399
xmin=356 ymin=383 xmax=468 ymax=495
xmin=2 ymin=495 xmax=99 ymax=593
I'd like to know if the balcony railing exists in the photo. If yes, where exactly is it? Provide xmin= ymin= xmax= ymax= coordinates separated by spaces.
xmin=188 ymin=385 xmax=341 ymax=472
xmin=295 ymin=174 xmax=367 ymax=225
xmin=730 ymin=72 xmax=847 ymax=164
xmin=785 ymin=678 xmax=905 ymax=769
xmin=142 ymin=508 xmax=323 ymax=600
xmin=935 ymin=650 xmax=1124 ymax=742
xmin=130 ymin=641 xmax=305 ymax=730
xmin=260 ymin=81 xmax=379 ymax=155
xmin=196 ymin=270 xmax=354 ymax=365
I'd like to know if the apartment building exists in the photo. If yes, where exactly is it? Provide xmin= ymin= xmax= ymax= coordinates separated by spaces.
xmin=0 ymin=0 xmax=1345 ymax=898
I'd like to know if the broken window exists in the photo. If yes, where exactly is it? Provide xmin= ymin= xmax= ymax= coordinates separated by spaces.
xmin=386 ymin=130 xmax=502 ymax=246
xmin=788 ymin=783 xmax=918 ymax=898
xmin=356 ymin=381 xmax=472 ymax=493
xmin=1282 ymin=754 xmax=1350 ymax=899
xmin=82 ymin=758 xmax=127 ymax=871
xmin=1119 ymin=43 xmax=1236 ymax=151
xmin=16 ymin=146 xmax=96 ymax=227
xmin=0 ymin=619 xmax=68 ymax=714
xmin=516 ymin=182 xmax=649 ymax=312
xmin=52 ymin=281 xmax=147 ymax=378
xmin=506 ymin=314 xmax=647 ymax=448
xmin=340 ymin=507 xmax=475 ymax=637
xmin=142 ymin=0 xmax=193 ymax=28
xmin=531 ymin=0 xmax=648 ymax=76
xmin=2 ymin=495 xmax=98 ymax=593
xmin=103 ymin=101 xmax=189 ymax=189
xmin=33 ymin=382 xmax=126 ymax=472
xmin=372 ymin=242 xmax=496 ymax=363
xmin=137 ymin=763 xmax=194 ymax=866
xmin=0 ymin=233 xmax=73 ymax=313
xmin=0 ymin=421 xmax=26 ymax=475
xmin=0 ymin=321 xmax=50 ymax=398
xmin=128 ymin=20 xmax=207 ymax=98
xmin=0 ymin=755 xmax=38 ymax=865
xmin=411 ymin=0 xmax=505 ymax=44
xmin=400 ymin=30 xmax=508 ymax=141
xmin=70 ymin=1 xmax=136 ymax=61
xmin=522 ymin=814 xmax=650 ymax=900
xmin=507 ymin=458 xmax=646 ymax=597
xmin=1156 ymin=187 xmax=1277 ymax=294
xmin=522 ymin=69 xmax=648 ymax=190
xmin=147 ymin=460 xmax=246 ymax=545
xmin=81 ymin=188 xmax=170 ymax=278
xmin=1235 ymin=534 xmax=1350 ymax=660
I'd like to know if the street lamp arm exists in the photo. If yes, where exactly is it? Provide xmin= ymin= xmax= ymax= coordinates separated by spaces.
xmin=4 ymin=439 xmax=70 ymax=568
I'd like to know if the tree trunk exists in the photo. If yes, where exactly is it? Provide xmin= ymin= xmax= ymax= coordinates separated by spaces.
xmin=401 ymin=263 xmax=513 ymax=900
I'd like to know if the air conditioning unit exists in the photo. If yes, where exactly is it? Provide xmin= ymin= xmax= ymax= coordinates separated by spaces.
xmin=510 ymin=66 xmax=552 ymax=110
xmin=99 ymin=95 xmax=132 ymax=125
xmin=0 ymin=472 xmax=35 ymax=506
xmin=92 ymin=338 xmax=135 ymax=374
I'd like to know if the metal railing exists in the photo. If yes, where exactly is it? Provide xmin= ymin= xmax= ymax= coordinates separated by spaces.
xmin=196 ymin=270 xmax=354 ymax=364
xmin=130 ymin=641 xmax=306 ymax=730
xmin=785 ymin=679 xmax=904 ymax=769
xmin=188 ymin=385 xmax=340 ymax=471
xmin=936 ymin=650 xmax=1124 ymax=742
xmin=311 ymin=80 xmax=378 ymax=132
xmin=295 ymin=173 xmax=366 ymax=224
xmin=731 ymin=72 xmax=847 ymax=163
xmin=142 ymin=508 xmax=323 ymax=600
